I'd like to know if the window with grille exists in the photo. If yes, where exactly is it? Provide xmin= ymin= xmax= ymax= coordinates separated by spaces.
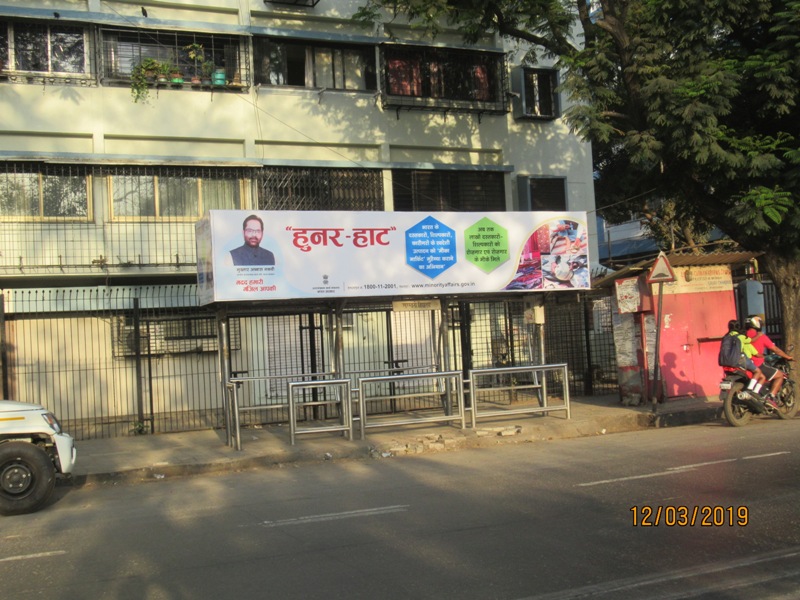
xmin=528 ymin=177 xmax=566 ymax=211
xmin=112 ymin=315 xmax=240 ymax=357
xmin=381 ymin=45 xmax=508 ymax=114
xmin=253 ymin=38 xmax=376 ymax=91
xmin=0 ymin=19 xmax=88 ymax=76
xmin=256 ymin=167 xmax=383 ymax=211
xmin=107 ymin=166 xmax=245 ymax=219
xmin=0 ymin=162 xmax=91 ymax=220
xmin=392 ymin=170 xmax=505 ymax=212
xmin=521 ymin=68 xmax=559 ymax=119
xmin=99 ymin=27 xmax=247 ymax=86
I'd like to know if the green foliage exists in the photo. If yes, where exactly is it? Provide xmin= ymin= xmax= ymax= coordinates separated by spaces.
xmin=130 ymin=57 xmax=167 ymax=103
xmin=183 ymin=43 xmax=207 ymax=78
xmin=356 ymin=0 xmax=800 ymax=260
xmin=729 ymin=186 xmax=793 ymax=232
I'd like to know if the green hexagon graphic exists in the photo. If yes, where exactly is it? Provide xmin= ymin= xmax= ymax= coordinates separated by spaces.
xmin=464 ymin=217 xmax=509 ymax=273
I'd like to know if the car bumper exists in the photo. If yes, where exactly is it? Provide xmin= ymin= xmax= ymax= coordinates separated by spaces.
xmin=53 ymin=432 xmax=76 ymax=474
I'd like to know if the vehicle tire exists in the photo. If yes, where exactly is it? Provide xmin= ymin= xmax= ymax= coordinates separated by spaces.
xmin=0 ymin=442 xmax=56 ymax=516
xmin=776 ymin=380 xmax=798 ymax=420
xmin=723 ymin=382 xmax=752 ymax=427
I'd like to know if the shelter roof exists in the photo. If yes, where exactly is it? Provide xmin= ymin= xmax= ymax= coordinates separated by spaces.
xmin=591 ymin=251 xmax=761 ymax=289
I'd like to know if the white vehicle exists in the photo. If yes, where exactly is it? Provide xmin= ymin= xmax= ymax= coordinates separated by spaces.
xmin=0 ymin=400 xmax=77 ymax=516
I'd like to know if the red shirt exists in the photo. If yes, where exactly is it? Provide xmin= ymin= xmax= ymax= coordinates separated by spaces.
xmin=746 ymin=328 xmax=775 ymax=367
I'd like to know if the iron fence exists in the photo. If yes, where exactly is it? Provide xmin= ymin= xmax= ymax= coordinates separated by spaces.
xmin=1 ymin=287 xmax=618 ymax=440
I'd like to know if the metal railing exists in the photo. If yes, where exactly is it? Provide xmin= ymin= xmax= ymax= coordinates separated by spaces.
xmin=356 ymin=371 xmax=466 ymax=439
xmin=287 ymin=379 xmax=353 ymax=445
xmin=467 ymin=363 xmax=570 ymax=428
xmin=225 ymin=371 xmax=335 ymax=450
xmin=225 ymin=365 xmax=571 ymax=449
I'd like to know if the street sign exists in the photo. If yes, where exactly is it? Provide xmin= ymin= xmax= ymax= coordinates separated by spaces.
xmin=646 ymin=251 xmax=676 ymax=284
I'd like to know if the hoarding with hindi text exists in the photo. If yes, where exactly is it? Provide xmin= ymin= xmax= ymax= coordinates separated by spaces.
xmin=195 ymin=210 xmax=590 ymax=304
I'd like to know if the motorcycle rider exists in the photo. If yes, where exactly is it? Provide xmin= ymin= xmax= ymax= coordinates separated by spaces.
xmin=724 ymin=320 xmax=769 ymax=396
xmin=746 ymin=315 xmax=793 ymax=405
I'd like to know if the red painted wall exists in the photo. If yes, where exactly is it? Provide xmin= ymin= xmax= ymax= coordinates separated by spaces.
xmin=657 ymin=289 xmax=737 ymax=399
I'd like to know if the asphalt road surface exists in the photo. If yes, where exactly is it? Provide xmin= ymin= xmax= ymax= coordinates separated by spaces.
xmin=3 ymin=418 xmax=800 ymax=599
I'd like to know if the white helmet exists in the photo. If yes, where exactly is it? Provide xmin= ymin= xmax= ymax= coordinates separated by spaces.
xmin=746 ymin=315 xmax=762 ymax=331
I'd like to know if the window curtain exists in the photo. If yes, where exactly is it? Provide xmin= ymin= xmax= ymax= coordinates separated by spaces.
xmin=158 ymin=177 xmax=198 ymax=217
xmin=203 ymin=180 xmax=240 ymax=211
xmin=387 ymin=57 xmax=421 ymax=96
xmin=112 ymin=175 xmax=155 ymax=217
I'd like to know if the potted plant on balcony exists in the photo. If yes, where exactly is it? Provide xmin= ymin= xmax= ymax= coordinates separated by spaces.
xmin=166 ymin=63 xmax=184 ymax=85
xmin=130 ymin=57 xmax=164 ymax=103
xmin=183 ymin=43 xmax=205 ymax=85
xmin=201 ymin=60 xmax=214 ymax=86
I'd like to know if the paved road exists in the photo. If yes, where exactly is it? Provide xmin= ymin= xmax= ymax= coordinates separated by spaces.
xmin=2 ymin=419 xmax=799 ymax=599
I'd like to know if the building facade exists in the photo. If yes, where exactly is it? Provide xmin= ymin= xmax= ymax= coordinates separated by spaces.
xmin=0 ymin=0 xmax=608 ymax=439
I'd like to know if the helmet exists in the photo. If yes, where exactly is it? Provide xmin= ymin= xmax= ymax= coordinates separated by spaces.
xmin=746 ymin=315 xmax=762 ymax=331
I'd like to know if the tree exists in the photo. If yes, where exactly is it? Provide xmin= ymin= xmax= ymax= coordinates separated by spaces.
xmin=355 ymin=0 xmax=800 ymax=343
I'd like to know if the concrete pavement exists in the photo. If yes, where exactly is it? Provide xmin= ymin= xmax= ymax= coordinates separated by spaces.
xmin=65 ymin=394 xmax=724 ymax=487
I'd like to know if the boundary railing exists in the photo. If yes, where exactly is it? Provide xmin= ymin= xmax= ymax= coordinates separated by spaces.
xmin=226 ymin=366 xmax=567 ymax=450
xmin=225 ymin=371 xmax=335 ymax=450
xmin=467 ymin=363 xmax=570 ymax=428
xmin=355 ymin=370 xmax=466 ymax=439
xmin=288 ymin=379 xmax=353 ymax=445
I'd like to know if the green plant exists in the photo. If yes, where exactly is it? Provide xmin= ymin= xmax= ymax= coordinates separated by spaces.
xmin=164 ymin=62 xmax=183 ymax=83
xmin=130 ymin=57 xmax=163 ymax=103
xmin=200 ymin=60 xmax=215 ymax=78
xmin=184 ymin=43 xmax=204 ymax=71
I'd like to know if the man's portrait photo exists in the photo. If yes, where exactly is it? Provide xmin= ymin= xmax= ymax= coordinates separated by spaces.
xmin=230 ymin=214 xmax=276 ymax=266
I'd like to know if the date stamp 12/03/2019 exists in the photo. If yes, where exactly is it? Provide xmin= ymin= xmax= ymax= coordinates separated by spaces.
xmin=631 ymin=505 xmax=749 ymax=527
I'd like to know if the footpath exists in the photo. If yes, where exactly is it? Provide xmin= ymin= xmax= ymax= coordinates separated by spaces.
xmin=67 ymin=395 xmax=723 ymax=487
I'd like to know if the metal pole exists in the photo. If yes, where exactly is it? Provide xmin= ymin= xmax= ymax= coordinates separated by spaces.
xmin=0 ymin=294 xmax=9 ymax=400
xmin=218 ymin=308 xmax=232 ymax=446
xmin=582 ymin=294 xmax=594 ymax=396
xmin=538 ymin=320 xmax=547 ymax=404
xmin=651 ymin=281 xmax=665 ymax=412
xmin=439 ymin=297 xmax=453 ymax=415
xmin=132 ymin=298 xmax=145 ymax=430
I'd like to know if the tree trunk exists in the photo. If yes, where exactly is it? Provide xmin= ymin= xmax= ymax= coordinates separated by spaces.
xmin=760 ymin=252 xmax=800 ymax=351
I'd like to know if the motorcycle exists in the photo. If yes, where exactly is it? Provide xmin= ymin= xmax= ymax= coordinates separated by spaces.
xmin=719 ymin=345 xmax=797 ymax=426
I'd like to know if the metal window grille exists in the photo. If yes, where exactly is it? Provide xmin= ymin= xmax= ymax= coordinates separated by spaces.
xmin=0 ymin=161 xmax=92 ymax=220
xmin=253 ymin=37 xmax=377 ymax=90
xmin=529 ymin=177 xmax=567 ymax=211
xmin=255 ymin=167 xmax=383 ymax=211
xmin=381 ymin=44 xmax=509 ymax=115
xmin=0 ymin=163 xmax=251 ymax=273
xmin=0 ymin=19 xmax=94 ymax=86
xmin=10 ymin=21 xmax=86 ymax=74
xmin=102 ymin=165 xmax=248 ymax=220
xmin=112 ymin=314 xmax=241 ymax=358
xmin=522 ymin=68 xmax=559 ymax=119
xmin=99 ymin=26 xmax=249 ymax=88
xmin=0 ymin=21 xmax=8 ymax=68
xmin=392 ymin=169 xmax=506 ymax=211
xmin=265 ymin=0 xmax=321 ymax=6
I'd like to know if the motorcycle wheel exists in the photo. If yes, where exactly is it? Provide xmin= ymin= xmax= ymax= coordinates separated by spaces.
xmin=776 ymin=379 xmax=798 ymax=420
xmin=723 ymin=382 xmax=752 ymax=427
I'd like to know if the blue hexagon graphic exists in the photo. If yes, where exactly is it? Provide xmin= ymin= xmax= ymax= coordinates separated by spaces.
xmin=405 ymin=216 xmax=457 ymax=279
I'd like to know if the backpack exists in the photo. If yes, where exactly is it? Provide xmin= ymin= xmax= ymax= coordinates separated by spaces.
xmin=718 ymin=333 xmax=744 ymax=367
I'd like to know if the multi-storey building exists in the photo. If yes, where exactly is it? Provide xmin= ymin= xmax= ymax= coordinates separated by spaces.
xmin=0 ymin=0 xmax=607 ymax=439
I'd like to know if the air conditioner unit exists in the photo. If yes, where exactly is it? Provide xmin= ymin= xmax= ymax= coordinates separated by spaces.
xmin=112 ymin=318 xmax=164 ymax=357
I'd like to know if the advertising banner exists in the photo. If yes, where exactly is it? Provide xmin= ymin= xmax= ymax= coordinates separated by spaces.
xmin=195 ymin=210 xmax=590 ymax=304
